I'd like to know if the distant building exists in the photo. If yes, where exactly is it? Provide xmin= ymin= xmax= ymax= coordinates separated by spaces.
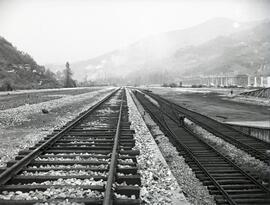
xmin=181 ymin=74 xmax=270 ymax=88
xmin=235 ymin=74 xmax=248 ymax=87
xmin=267 ymin=76 xmax=270 ymax=87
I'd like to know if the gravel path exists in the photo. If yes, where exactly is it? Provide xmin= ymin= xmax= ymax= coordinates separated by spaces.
xmin=0 ymin=88 xmax=115 ymax=168
xmin=128 ymin=89 xmax=216 ymax=205
xmin=0 ymin=87 xmax=105 ymax=96
xmin=126 ymin=89 xmax=189 ymax=205
xmin=0 ymin=87 xmax=104 ymax=111
xmin=0 ymin=88 xmax=114 ymax=128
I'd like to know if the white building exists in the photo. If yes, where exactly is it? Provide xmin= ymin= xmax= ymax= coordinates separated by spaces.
xmin=267 ymin=76 xmax=270 ymax=87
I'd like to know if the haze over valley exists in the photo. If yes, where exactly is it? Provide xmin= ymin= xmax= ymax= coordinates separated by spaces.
xmin=53 ymin=18 xmax=269 ymax=84
xmin=1 ymin=2 xmax=270 ymax=204
xmin=1 ymin=0 xmax=270 ymax=88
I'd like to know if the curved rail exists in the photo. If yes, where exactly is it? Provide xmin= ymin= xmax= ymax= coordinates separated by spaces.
xmin=133 ymin=90 xmax=270 ymax=205
xmin=142 ymin=90 xmax=270 ymax=163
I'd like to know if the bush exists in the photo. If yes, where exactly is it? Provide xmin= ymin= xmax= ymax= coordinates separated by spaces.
xmin=0 ymin=80 xmax=13 ymax=91
xmin=169 ymin=83 xmax=178 ymax=88
xmin=162 ymin=83 xmax=169 ymax=87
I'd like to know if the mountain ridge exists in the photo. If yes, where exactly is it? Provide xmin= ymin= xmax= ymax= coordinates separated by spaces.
xmin=125 ymin=20 xmax=270 ymax=84
xmin=47 ymin=18 xmax=260 ymax=81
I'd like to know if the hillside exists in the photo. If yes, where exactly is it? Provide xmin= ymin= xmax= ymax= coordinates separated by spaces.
xmin=49 ymin=18 xmax=258 ymax=82
xmin=124 ymin=20 xmax=270 ymax=84
xmin=0 ymin=36 xmax=60 ymax=90
xmin=164 ymin=21 xmax=270 ymax=80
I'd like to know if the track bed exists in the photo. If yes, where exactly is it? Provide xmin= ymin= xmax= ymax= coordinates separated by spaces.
xmin=0 ymin=89 xmax=141 ymax=205
xmin=141 ymin=90 xmax=270 ymax=163
xmin=134 ymin=90 xmax=270 ymax=205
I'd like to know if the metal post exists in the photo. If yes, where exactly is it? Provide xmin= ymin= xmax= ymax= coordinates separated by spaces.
xmin=178 ymin=115 xmax=185 ymax=127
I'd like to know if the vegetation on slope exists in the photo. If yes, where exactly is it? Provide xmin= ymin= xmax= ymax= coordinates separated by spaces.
xmin=0 ymin=36 xmax=60 ymax=90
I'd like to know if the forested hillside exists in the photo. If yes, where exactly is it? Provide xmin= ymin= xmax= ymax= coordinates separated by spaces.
xmin=0 ymin=36 xmax=60 ymax=90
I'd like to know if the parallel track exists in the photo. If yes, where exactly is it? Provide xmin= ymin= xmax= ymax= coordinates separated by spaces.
xmin=0 ymin=88 xmax=141 ymax=205
xmin=133 ymin=90 xmax=270 ymax=205
xmin=141 ymin=90 xmax=270 ymax=163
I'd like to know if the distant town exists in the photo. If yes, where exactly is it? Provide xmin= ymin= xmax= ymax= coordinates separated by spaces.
xmin=180 ymin=74 xmax=270 ymax=88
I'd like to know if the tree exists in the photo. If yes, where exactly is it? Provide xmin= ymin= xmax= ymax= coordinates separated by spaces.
xmin=55 ymin=70 xmax=64 ymax=83
xmin=44 ymin=69 xmax=56 ymax=79
xmin=0 ymin=80 xmax=13 ymax=91
xmin=63 ymin=62 xmax=76 ymax=87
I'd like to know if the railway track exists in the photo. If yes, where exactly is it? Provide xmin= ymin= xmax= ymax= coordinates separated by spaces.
xmin=133 ymin=90 xmax=270 ymax=205
xmin=140 ymin=90 xmax=270 ymax=163
xmin=0 ymin=88 xmax=141 ymax=205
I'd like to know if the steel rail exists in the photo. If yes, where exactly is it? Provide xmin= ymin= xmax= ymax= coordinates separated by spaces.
xmin=167 ymin=91 xmax=269 ymax=146
xmin=133 ymin=92 xmax=237 ymax=205
xmin=103 ymin=90 xmax=124 ymax=205
xmin=143 ymin=90 xmax=270 ymax=161
xmin=138 ymin=90 xmax=270 ymax=193
xmin=133 ymin=90 xmax=270 ymax=204
xmin=162 ymin=122 xmax=238 ymax=205
xmin=145 ymin=90 xmax=270 ymax=143
xmin=183 ymin=125 xmax=270 ymax=193
xmin=0 ymin=88 xmax=119 ymax=185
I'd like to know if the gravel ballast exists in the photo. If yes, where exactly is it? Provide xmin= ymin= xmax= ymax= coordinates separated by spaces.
xmin=0 ymin=88 xmax=126 ymax=204
xmin=126 ymin=89 xmax=189 ymax=205
xmin=128 ymin=89 xmax=216 ymax=205
xmin=184 ymin=118 xmax=270 ymax=182
xmin=0 ymin=88 xmax=113 ymax=128
xmin=0 ymin=88 xmax=115 ymax=168
xmin=0 ymin=87 xmax=104 ymax=111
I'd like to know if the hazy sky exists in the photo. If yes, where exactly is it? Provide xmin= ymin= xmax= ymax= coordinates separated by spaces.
xmin=0 ymin=0 xmax=269 ymax=64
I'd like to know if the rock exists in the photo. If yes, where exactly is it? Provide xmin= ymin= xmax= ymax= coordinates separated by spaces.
xmin=153 ymin=174 xmax=159 ymax=181
xmin=42 ymin=109 xmax=49 ymax=114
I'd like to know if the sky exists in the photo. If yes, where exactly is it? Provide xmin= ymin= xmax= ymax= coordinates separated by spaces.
xmin=0 ymin=0 xmax=270 ymax=65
